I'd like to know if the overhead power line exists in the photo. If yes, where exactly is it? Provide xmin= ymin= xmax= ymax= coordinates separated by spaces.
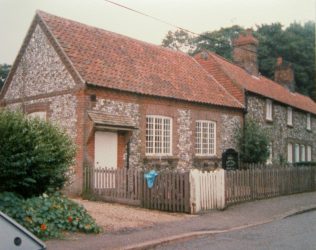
xmin=103 ymin=0 xmax=256 ymax=53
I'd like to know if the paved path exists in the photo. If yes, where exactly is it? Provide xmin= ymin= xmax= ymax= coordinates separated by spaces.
xmin=46 ymin=191 xmax=316 ymax=250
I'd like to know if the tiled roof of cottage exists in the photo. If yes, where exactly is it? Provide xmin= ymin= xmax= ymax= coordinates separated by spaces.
xmin=194 ymin=52 xmax=316 ymax=115
xmin=36 ymin=11 xmax=243 ymax=109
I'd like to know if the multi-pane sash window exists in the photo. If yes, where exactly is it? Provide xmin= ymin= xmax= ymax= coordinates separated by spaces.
xmin=287 ymin=107 xmax=293 ymax=126
xmin=266 ymin=99 xmax=273 ymax=121
xmin=307 ymin=113 xmax=311 ymax=130
xmin=301 ymin=145 xmax=306 ymax=162
xmin=27 ymin=111 xmax=47 ymax=121
xmin=287 ymin=143 xmax=293 ymax=163
xmin=267 ymin=143 xmax=273 ymax=164
xmin=294 ymin=144 xmax=300 ymax=163
xmin=307 ymin=146 xmax=312 ymax=162
xmin=196 ymin=120 xmax=216 ymax=156
xmin=146 ymin=116 xmax=172 ymax=155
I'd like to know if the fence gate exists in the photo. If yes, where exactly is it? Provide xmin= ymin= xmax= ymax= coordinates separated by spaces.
xmin=84 ymin=167 xmax=142 ymax=206
xmin=142 ymin=171 xmax=190 ymax=213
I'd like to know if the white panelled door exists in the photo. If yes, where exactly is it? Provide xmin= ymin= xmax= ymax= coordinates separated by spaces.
xmin=94 ymin=131 xmax=118 ymax=169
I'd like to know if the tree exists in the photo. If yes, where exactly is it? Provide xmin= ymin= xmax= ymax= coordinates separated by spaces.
xmin=255 ymin=22 xmax=315 ymax=98
xmin=162 ymin=21 xmax=316 ymax=100
xmin=0 ymin=64 xmax=11 ymax=90
xmin=235 ymin=119 xmax=270 ymax=164
xmin=162 ymin=29 xmax=196 ymax=54
xmin=0 ymin=110 xmax=76 ymax=197
xmin=194 ymin=25 xmax=244 ymax=59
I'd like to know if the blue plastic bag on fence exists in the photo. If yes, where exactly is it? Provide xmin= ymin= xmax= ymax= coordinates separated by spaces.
xmin=144 ymin=170 xmax=158 ymax=189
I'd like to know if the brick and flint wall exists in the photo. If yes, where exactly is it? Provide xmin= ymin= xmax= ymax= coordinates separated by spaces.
xmin=85 ymin=87 xmax=243 ymax=172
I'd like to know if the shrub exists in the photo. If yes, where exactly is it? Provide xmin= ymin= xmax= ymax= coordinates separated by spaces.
xmin=0 ymin=192 xmax=101 ymax=239
xmin=0 ymin=110 xmax=76 ymax=197
xmin=235 ymin=118 xmax=270 ymax=164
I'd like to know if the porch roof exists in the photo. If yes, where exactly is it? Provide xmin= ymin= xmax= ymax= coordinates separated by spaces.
xmin=88 ymin=111 xmax=137 ymax=130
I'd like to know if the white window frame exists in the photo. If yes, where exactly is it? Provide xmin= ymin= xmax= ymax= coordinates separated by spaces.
xmin=287 ymin=107 xmax=293 ymax=126
xmin=307 ymin=146 xmax=312 ymax=162
xmin=195 ymin=120 xmax=216 ymax=156
xmin=27 ymin=111 xmax=47 ymax=121
xmin=301 ymin=145 xmax=306 ymax=162
xmin=266 ymin=99 xmax=273 ymax=121
xmin=287 ymin=143 xmax=293 ymax=164
xmin=145 ymin=115 xmax=172 ymax=156
xmin=266 ymin=142 xmax=273 ymax=164
xmin=294 ymin=144 xmax=300 ymax=163
xmin=307 ymin=113 xmax=311 ymax=130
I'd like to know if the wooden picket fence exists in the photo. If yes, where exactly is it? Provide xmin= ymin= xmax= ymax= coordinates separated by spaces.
xmin=84 ymin=165 xmax=316 ymax=214
xmin=225 ymin=165 xmax=316 ymax=206
xmin=84 ymin=167 xmax=190 ymax=212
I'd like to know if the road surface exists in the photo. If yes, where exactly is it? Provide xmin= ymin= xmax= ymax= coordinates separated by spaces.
xmin=155 ymin=210 xmax=316 ymax=250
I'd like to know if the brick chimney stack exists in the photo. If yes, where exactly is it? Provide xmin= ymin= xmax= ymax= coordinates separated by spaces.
xmin=232 ymin=29 xmax=259 ymax=75
xmin=274 ymin=56 xmax=295 ymax=92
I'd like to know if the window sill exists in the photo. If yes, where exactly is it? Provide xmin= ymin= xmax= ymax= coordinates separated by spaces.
xmin=144 ymin=155 xmax=178 ymax=160
xmin=194 ymin=155 xmax=219 ymax=160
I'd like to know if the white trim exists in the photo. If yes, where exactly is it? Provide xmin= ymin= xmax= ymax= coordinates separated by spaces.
xmin=27 ymin=111 xmax=47 ymax=121
xmin=266 ymin=142 xmax=273 ymax=164
xmin=294 ymin=144 xmax=300 ymax=163
xmin=301 ymin=145 xmax=306 ymax=162
xmin=266 ymin=99 xmax=273 ymax=121
xmin=145 ymin=115 xmax=172 ymax=156
xmin=307 ymin=146 xmax=312 ymax=162
xmin=287 ymin=107 xmax=293 ymax=126
xmin=307 ymin=113 xmax=311 ymax=130
xmin=287 ymin=143 xmax=293 ymax=163
xmin=195 ymin=120 xmax=216 ymax=156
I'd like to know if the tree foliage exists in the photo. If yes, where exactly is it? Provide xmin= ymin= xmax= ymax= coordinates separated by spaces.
xmin=0 ymin=64 xmax=11 ymax=90
xmin=235 ymin=119 xmax=270 ymax=164
xmin=161 ymin=21 xmax=315 ymax=100
xmin=0 ymin=110 xmax=76 ymax=197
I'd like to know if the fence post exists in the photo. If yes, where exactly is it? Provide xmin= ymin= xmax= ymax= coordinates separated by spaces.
xmin=189 ymin=169 xmax=200 ymax=214
xmin=216 ymin=169 xmax=226 ymax=210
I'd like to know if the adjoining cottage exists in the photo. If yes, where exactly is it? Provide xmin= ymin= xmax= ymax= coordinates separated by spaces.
xmin=0 ymin=11 xmax=244 ymax=195
xmin=195 ymin=31 xmax=316 ymax=165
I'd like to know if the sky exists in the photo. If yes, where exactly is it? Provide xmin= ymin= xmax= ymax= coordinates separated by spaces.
xmin=0 ymin=0 xmax=315 ymax=64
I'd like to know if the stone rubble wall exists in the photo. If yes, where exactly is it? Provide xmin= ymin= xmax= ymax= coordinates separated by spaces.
xmin=247 ymin=94 xmax=316 ymax=162
xmin=4 ymin=25 xmax=76 ymax=101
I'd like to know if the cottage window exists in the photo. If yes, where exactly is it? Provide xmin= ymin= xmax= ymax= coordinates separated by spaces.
xmin=287 ymin=143 xmax=293 ymax=163
xmin=307 ymin=113 xmax=311 ymax=130
xmin=266 ymin=142 xmax=273 ymax=164
xmin=266 ymin=99 xmax=273 ymax=121
xmin=294 ymin=144 xmax=300 ymax=163
xmin=146 ymin=116 xmax=172 ymax=156
xmin=307 ymin=146 xmax=312 ymax=162
xmin=301 ymin=145 xmax=306 ymax=162
xmin=27 ymin=111 xmax=47 ymax=121
xmin=195 ymin=120 xmax=216 ymax=156
xmin=287 ymin=107 xmax=292 ymax=126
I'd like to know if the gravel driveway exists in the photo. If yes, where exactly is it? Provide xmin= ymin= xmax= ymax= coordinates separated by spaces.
xmin=73 ymin=199 xmax=194 ymax=232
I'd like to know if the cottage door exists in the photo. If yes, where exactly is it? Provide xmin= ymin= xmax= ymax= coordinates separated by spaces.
xmin=94 ymin=131 xmax=118 ymax=169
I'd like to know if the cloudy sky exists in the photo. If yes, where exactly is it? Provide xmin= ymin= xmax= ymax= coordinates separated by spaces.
xmin=0 ymin=0 xmax=315 ymax=64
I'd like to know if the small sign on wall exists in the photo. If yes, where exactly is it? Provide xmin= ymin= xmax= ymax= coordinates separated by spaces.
xmin=222 ymin=148 xmax=239 ymax=170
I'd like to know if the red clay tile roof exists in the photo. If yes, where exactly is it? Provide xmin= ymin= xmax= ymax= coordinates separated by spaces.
xmin=36 ymin=11 xmax=242 ymax=109
xmin=195 ymin=52 xmax=316 ymax=115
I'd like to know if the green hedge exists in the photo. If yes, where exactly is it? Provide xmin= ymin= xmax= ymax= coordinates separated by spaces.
xmin=0 ymin=110 xmax=76 ymax=197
